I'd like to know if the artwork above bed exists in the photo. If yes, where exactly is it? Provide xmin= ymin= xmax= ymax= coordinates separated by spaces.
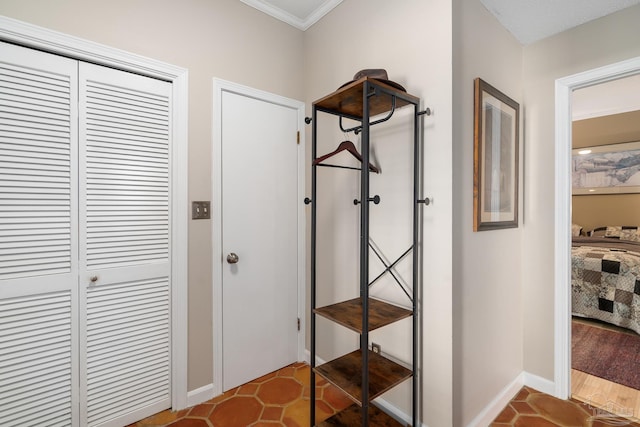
xmin=572 ymin=227 xmax=640 ymax=334
xmin=572 ymin=141 xmax=640 ymax=195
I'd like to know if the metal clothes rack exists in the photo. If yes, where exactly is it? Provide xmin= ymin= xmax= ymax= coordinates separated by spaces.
xmin=306 ymin=77 xmax=425 ymax=426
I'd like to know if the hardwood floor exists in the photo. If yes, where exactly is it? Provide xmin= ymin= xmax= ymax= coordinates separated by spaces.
xmin=571 ymin=318 xmax=640 ymax=422
xmin=572 ymin=369 xmax=640 ymax=422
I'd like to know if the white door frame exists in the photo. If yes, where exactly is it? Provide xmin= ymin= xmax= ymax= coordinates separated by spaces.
xmin=0 ymin=16 xmax=190 ymax=410
xmin=212 ymin=78 xmax=306 ymax=397
xmin=554 ymin=55 xmax=640 ymax=399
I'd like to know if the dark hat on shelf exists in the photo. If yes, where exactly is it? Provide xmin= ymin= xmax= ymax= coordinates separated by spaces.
xmin=339 ymin=69 xmax=406 ymax=92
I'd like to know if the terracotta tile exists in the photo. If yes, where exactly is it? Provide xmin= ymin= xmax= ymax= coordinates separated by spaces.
xmin=252 ymin=422 xmax=284 ymax=427
xmin=571 ymin=399 xmax=599 ymax=417
xmin=188 ymin=404 xmax=214 ymax=418
xmin=528 ymin=394 xmax=590 ymax=426
xmin=282 ymin=398 xmax=333 ymax=426
xmin=591 ymin=417 xmax=639 ymax=427
xmin=277 ymin=366 xmax=296 ymax=377
xmin=282 ymin=417 xmax=303 ymax=427
xmin=315 ymin=376 xmax=328 ymax=386
xmin=237 ymin=383 xmax=260 ymax=396
xmin=315 ymin=399 xmax=334 ymax=417
xmin=493 ymin=405 xmax=517 ymax=423
xmin=167 ymin=419 xmax=210 ymax=427
xmin=514 ymin=415 xmax=561 ymax=427
xmin=322 ymin=384 xmax=354 ymax=411
xmin=511 ymin=401 xmax=537 ymax=415
xmin=261 ymin=406 xmax=284 ymax=421
xmin=207 ymin=389 xmax=237 ymax=404
xmin=513 ymin=387 xmax=532 ymax=402
xmin=257 ymin=377 xmax=303 ymax=405
xmin=294 ymin=365 xmax=311 ymax=387
xmin=137 ymin=409 xmax=189 ymax=425
xmin=209 ymin=396 xmax=262 ymax=427
xmin=253 ymin=371 xmax=278 ymax=384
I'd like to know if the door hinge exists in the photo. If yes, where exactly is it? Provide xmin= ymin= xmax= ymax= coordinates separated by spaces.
xmin=297 ymin=317 xmax=301 ymax=331
xmin=297 ymin=131 xmax=300 ymax=145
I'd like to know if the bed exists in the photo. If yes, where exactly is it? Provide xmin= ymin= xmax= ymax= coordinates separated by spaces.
xmin=572 ymin=226 xmax=640 ymax=334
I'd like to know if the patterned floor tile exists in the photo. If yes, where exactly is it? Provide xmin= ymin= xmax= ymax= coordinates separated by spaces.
xmin=130 ymin=363 xmax=346 ymax=427
xmin=491 ymin=386 xmax=640 ymax=427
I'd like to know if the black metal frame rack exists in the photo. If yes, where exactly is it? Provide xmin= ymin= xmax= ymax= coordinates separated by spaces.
xmin=306 ymin=77 xmax=425 ymax=426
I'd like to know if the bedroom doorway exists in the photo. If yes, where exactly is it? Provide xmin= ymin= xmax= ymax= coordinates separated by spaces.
xmin=570 ymin=76 xmax=640 ymax=420
xmin=555 ymin=56 xmax=640 ymax=417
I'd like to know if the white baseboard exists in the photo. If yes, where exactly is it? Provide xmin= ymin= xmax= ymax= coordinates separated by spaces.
xmin=306 ymin=351 xmax=560 ymax=427
xmin=466 ymin=373 xmax=524 ymax=427
xmin=523 ymin=371 xmax=556 ymax=396
xmin=186 ymin=383 xmax=217 ymax=408
xmin=466 ymin=371 xmax=557 ymax=427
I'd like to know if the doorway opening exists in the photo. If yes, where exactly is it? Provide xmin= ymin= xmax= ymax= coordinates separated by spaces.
xmin=555 ymin=56 xmax=640 ymax=417
xmin=569 ymin=75 xmax=640 ymax=421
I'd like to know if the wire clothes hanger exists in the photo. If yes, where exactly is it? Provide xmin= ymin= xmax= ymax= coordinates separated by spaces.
xmin=312 ymin=140 xmax=380 ymax=173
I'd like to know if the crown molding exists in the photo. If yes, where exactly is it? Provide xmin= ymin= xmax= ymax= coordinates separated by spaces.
xmin=239 ymin=0 xmax=342 ymax=31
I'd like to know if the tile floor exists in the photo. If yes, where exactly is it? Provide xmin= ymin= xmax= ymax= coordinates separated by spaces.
xmin=128 ymin=362 xmax=353 ymax=427
xmin=491 ymin=386 xmax=640 ymax=427
xmin=131 ymin=365 xmax=640 ymax=427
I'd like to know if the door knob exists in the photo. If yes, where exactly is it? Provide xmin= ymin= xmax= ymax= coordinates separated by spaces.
xmin=227 ymin=253 xmax=239 ymax=264
xmin=90 ymin=276 xmax=98 ymax=283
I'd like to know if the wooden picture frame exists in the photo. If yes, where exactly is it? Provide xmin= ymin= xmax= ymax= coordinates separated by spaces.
xmin=473 ymin=78 xmax=520 ymax=231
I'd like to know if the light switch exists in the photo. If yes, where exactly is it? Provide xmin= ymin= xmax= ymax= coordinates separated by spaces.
xmin=192 ymin=201 xmax=210 ymax=219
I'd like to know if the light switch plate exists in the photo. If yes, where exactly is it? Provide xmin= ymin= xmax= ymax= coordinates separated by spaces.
xmin=192 ymin=201 xmax=211 ymax=219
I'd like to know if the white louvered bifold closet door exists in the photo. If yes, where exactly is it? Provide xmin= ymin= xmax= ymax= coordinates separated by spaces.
xmin=78 ymin=63 xmax=172 ymax=427
xmin=0 ymin=42 xmax=79 ymax=426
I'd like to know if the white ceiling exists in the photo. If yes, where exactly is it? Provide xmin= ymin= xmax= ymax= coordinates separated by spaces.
xmin=246 ymin=0 xmax=640 ymax=45
xmin=239 ymin=0 xmax=342 ymax=31
xmin=479 ymin=0 xmax=640 ymax=45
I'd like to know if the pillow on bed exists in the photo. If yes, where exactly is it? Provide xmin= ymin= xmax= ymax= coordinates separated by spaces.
xmin=605 ymin=226 xmax=623 ymax=238
xmin=588 ymin=226 xmax=608 ymax=237
xmin=572 ymin=224 xmax=583 ymax=237
xmin=587 ymin=226 xmax=638 ymax=238
xmin=620 ymin=228 xmax=640 ymax=242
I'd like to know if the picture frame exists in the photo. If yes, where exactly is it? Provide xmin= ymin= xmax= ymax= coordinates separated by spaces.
xmin=473 ymin=78 xmax=520 ymax=231
xmin=572 ymin=141 xmax=640 ymax=195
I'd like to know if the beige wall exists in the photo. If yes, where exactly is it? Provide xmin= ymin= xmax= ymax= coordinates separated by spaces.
xmin=452 ymin=0 xmax=524 ymax=424
xmin=304 ymin=1 xmax=453 ymax=425
xmin=522 ymin=4 xmax=640 ymax=380
xmin=572 ymin=112 xmax=640 ymax=231
xmin=0 ymin=1 xmax=454 ymax=423
xmin=0 ymin=0 xmax=305 ymax=391
xmin=573 ymin=195 xmax=640 ymax=231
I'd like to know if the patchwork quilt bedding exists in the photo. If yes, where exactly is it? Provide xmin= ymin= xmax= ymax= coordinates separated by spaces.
xmin=572 ymin=237 xmax=640 ymax=334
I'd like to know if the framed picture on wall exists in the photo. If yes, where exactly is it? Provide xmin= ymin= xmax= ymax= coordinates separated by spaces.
xmin=572 ymin=141 xmax=640 ymax=195
xmin=473 ymin=78 xmax=520 ymax=231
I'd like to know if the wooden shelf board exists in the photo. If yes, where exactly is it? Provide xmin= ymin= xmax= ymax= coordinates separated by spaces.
xmin=317 ymin=403 xmax=404 ymax=427
xmin=314 ymin=297 xmax=412 ymax=333
xmin=314 ymin=349 xmax=412 ymax=406
xmin=313 ymin=77 xmax=419 ymax=119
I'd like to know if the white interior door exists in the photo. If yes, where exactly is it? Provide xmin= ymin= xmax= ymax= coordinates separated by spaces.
xmin=0 ymin=41 xmax=79 ymax=427
xmin=220 ymin=88 xmax=300 ymax=391
xmin=78 ymin=63 xmax=172 ymax=427
xmin=0 ymin=40 xmax=174 ymax=427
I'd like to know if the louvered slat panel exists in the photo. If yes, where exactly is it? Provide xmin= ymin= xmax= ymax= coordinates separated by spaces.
xmin=0 ymin=56 xmax=73 ymax=281
xmin=84 ymin=79 xmax=170 ymax=270
xmin=86 ymin=278 xmax=170 ymax=427
xmin=0 ymin=291 xmax=73 ymax=427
